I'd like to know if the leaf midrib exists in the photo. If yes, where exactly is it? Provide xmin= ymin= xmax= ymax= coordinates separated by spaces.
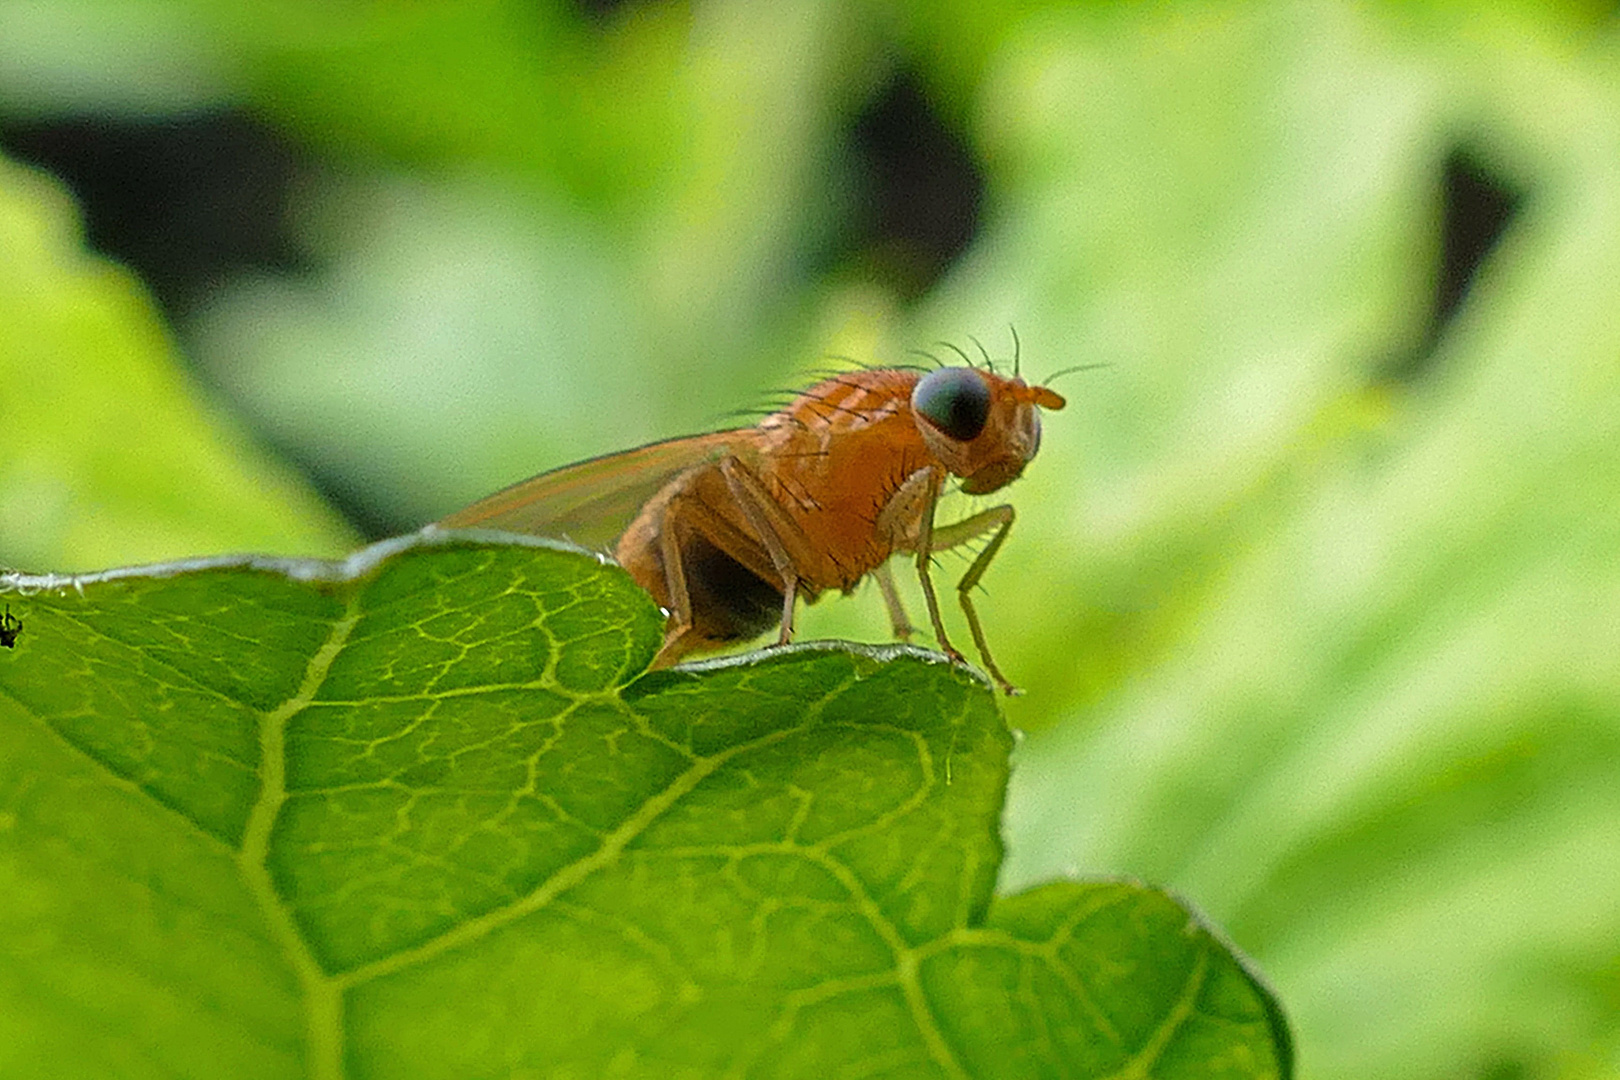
xmin=239 ymin=597 xmax=362 ymax=1080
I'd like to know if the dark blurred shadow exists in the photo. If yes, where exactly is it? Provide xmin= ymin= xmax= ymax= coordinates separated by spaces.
xmin=0 ymin=110 xmax=318 ymax=321
xmin=820 ymin=69 xmax=985 ymax=301
xmin=1378 ymin=143 xmax=1526 ymax=384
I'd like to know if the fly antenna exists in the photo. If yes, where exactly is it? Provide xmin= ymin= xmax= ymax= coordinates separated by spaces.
xmin=907 ymin=348 xmax=946 ymax=369
xmin=967 ymin=334 xmax=996 ymax=374
xmin=1009 ymin=325 xmax=1021 ymax=378
xmin=1040 ymin=362 xmax=1114 ymax=386
xmin=937 ymin=340 xmax=976 ymax=368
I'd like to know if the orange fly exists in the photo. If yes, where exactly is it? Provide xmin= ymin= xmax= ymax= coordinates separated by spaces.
xmin=440 ymin=348 xmax=1066 ymax=694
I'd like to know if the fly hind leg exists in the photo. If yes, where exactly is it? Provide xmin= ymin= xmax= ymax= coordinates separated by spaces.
xmin=649 ymin=481 xmax=783 ymax=668
xmin=717 ymin=456 xmax=819 ymax=646
xmin=650 ymin=457 xmax=822 ymax=668
xmin=650 ymin=496 xmax=703 ymax=668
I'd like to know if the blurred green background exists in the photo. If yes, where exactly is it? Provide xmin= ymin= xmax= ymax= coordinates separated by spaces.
xmin=3 ymin=0 xmax=1620 ymax=1076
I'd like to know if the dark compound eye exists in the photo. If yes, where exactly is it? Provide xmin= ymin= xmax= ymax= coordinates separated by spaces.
xmin=912 ymin=367 xmax=991 ymax=442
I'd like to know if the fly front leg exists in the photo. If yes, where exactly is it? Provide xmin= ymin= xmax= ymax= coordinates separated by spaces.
xmin=879 ymin=469 xmax=1023 ymax=694
xmin=871 ymin=561 xmax=914 ymax=641
xmin=877 ymin=465 xmax=964 ymax=666
xmin=931 ymin=504 xmax=1019 ymax=695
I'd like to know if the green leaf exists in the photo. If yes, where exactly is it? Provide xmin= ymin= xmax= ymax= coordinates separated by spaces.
xmin=0 ymin=534 xmax=1287 ymax=1078
xmin=0 ymin=155 xmax=357 ymax=573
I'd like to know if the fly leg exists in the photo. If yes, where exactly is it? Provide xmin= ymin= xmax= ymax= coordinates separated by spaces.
xmin=647 ymin=458 xmax=820 ymax=666
xmin=651 ymin=504 xmax=699 ymax=668
xmin=647 ymin=478 xmax=787 ymax=667
xmin=876 ymin=466 xmax=964 ymax=666
xmin=929 ymin=505 xmax=1018 ymax=695
xmin=878 ymin=467 xmax=1022 ymax=694
xmin=871 ymin=561 xmax=915 ymax=641
xmin=717 ymin=457 xmax=819 ymax=646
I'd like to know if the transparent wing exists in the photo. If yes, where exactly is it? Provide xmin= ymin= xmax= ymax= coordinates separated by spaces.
xmin=438 ymin=430 xmax=747 ymax=551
